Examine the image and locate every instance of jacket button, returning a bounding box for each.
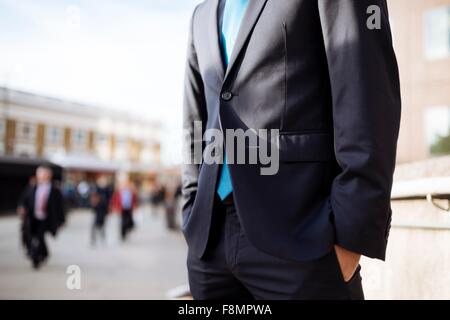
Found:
[221,91,233,101]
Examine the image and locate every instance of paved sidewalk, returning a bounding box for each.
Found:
[0,206,188,299]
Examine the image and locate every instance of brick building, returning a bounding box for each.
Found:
[389,0,450,163]
[0,87,161,212]
[0,87,161,170]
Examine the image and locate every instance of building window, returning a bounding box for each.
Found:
[424,6,450,60]
[46,127,63,145]
[16,122,36,141]
[114,136,128,161]
[72,129,88,148]
[95,133,108,144]
[116,136,127,148]
[424,106,450,156]
[95,133,111,160]
[0,119,5,137]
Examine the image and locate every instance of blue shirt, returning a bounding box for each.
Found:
[216,0,249,200]
[220,0,249,65]
[120,189,133,210]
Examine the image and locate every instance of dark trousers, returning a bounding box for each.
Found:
[121,209,134,240]
[30,219,48,268]
[91,216,106,245]
[91,207,107,245]
[165,204,177,230]
[187,197,364,300]
[21,216,32,256]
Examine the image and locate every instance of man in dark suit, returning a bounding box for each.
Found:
[18,166,65,269]
[182,0,401,299]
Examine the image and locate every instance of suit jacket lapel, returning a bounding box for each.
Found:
[224,0,268,81]
[208,0,225,81]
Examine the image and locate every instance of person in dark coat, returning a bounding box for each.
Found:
[164,182,182,231]
[18,166,65,269]
[17,176,36,257]
[110,180,138,241]
[182,0,400,299]
[89,191,108,246]
[89,176,113,246]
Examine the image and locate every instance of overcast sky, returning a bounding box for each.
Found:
[0,0,202,165]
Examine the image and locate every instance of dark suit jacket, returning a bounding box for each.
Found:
[182,0,401,261]
[20,184,66,236]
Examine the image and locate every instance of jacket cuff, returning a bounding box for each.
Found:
[333,208,392,261]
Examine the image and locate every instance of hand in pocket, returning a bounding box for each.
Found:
[334,245,361,282]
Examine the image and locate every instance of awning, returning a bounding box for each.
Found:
[49,153,121,173]
[0,155,63,179]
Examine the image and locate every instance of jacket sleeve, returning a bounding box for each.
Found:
[17,186,31,213]
[182,5,208,216]
[54,187,66,228]
[318,0,401,260]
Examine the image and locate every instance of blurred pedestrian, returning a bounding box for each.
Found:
[62,177,77,209]
[89,191,108,246]
[149,180,165,216]
[89,176,113,246]
[164,190,177,231]
[77,180,91,208]
[17,166,65,269]
[96,175,113,207]
[17,176,36,257]
[164,182,182,231]
[110,180,138,241]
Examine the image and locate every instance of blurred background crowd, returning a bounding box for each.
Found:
[0,0,449,299]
